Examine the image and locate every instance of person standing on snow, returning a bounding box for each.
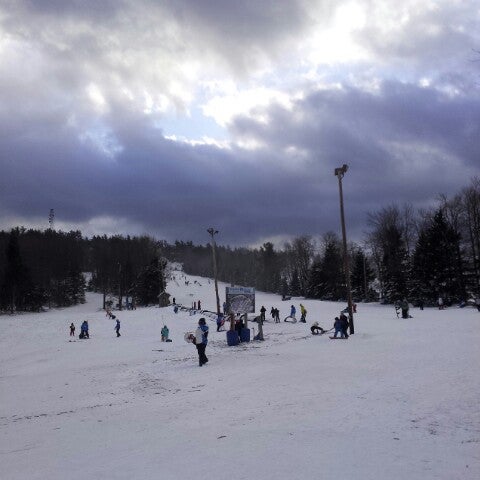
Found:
[300,304,307,323]
[290,305,296,320]
[399,298,410,318]
[115,319,121,337]
[161,325,169,341]
[195,318,209,367]
[260,306,266,324]
[70,323,75,337]
[438,296,444,310]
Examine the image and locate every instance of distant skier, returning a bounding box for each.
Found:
[290,305,296,320]
[172,297,176,305]
[270,306,275,320]
[195,318,209,367]
[69,323,75,337]
[161,325,169,341]
[198,300,201,310]
[115,319,121,337]
[300,304,307,323]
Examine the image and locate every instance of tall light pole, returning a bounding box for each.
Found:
[207,228,221,315]
[334,164,354,334]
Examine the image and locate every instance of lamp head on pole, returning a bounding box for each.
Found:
[334,164,349,177]
[207,228,219,237]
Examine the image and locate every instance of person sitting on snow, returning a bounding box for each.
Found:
[310,321,325,335]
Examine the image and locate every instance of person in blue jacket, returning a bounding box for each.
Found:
[195,318,209,366]
[290,305,296,319]
[80,320,89,339]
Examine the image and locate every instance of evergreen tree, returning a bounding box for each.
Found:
[1,228,32,313]
[134,257,166,306]
[412,210,465,303]
[350,249,376,301]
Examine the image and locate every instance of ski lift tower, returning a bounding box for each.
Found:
[207,228,221,315]
[48,209,55,230]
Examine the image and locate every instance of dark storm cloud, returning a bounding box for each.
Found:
[1,80,479,245]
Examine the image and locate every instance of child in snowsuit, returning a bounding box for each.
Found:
[195,318,209,366]
[70,323,75,337]
[161,325,169,341]
[115,319,121,337]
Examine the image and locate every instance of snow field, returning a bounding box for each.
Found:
[1,270,479,479]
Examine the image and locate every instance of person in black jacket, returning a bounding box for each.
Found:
[195,318,209,366]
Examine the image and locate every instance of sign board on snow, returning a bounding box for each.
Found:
[225,286,255,314]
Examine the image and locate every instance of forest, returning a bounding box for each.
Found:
[1,178,479,313]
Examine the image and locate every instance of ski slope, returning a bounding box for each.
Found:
[1,268,479,480]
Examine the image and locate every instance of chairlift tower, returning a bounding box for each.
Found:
[48,209,55,230]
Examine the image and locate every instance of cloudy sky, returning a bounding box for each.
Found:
[1,0,479,246]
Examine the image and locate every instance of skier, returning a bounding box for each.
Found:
[195,318,209,367]
[115,319,121,337]
[300,304,307,323]
[198,300,201,310]
[69,323,75,337]
[310,321,325,335]
[274,308,280,323]
[290,305,296,320]
[270,306,275,321]
[161,325,169,342]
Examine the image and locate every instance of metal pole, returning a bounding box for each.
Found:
[335,166,354,334]
[208,228,221,315]
[363,253,368,301]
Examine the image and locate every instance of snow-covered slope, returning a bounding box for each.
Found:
[1,269,479,480]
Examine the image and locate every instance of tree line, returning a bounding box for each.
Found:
[1,178,478,313]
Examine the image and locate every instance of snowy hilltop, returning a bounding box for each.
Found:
[1,268,479,480]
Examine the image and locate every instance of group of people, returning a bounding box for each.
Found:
[192,300,202,310]
[70,317,121,339]
[270,307,281,323]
